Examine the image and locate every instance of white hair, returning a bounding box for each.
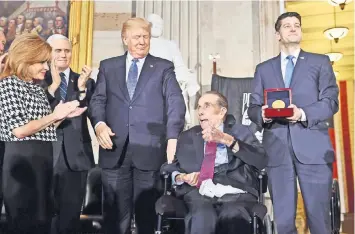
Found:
[46,34,72,47]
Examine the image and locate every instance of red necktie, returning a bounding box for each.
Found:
[197,141,217,188]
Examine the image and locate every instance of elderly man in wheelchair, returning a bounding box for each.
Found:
[156,91,268,234]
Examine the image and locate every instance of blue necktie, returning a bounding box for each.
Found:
[59,72,67,101]
[127,59,139,99]
[284,55,295,88]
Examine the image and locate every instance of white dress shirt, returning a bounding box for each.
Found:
[280,49,300,81]
[279,49,306,121]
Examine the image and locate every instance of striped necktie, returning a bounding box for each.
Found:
[59,72,67,101]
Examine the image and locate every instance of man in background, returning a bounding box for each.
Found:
[44,34,96,234]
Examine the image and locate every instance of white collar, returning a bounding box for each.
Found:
[126,52,147,64]
[281,48,301,61]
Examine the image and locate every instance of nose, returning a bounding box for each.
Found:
[43,62,49,70]
[60,50,66,58]
[138,36,145,45]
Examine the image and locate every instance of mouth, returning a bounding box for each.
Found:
[200,119,208,124]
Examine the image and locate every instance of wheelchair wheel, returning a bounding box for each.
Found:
[263,214,274,234]
[331,179,341,234]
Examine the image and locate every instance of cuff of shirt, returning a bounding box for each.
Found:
[299,108,307,121]
[94,121,105,130]
[172,171,184,186]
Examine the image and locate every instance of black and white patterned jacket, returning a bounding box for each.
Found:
[0,75,57,141]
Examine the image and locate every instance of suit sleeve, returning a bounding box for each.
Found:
[88,62,107,127]
[231,125,267,170]
[77,78,96,107]
[301,56,339,128]
[45,89,59,110]
[163,62,186,140]
[248,65,266,128]
[41,76,59,110]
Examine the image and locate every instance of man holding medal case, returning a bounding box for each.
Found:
[248,12,339,234]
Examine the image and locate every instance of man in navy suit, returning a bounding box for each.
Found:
[44,34,96,234]
[89,17,186,234]
[248,12,339,234]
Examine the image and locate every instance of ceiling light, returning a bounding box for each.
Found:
[328,0,353,10]
[325,52,343,65]
[324,27,349,43]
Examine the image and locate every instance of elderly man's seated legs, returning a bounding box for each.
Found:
[184,190,218,234]
[184,189,257,234]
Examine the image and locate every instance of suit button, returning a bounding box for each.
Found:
[129,106,132,109]
[126,124,129,127]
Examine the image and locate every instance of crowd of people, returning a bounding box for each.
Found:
[0,11,338,234]
[0,13,67,52]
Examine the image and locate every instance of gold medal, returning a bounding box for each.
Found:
[272,100,286,108]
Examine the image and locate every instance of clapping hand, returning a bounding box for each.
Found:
[78,65,92,90]
[50,57,61,86]
[201,123,225,143]
[53,100,86,120]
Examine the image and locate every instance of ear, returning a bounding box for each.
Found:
[275,31,281,41]
[123,37,128,46]
[220,107,227,117]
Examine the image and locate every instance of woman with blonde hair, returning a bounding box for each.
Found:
[0,33,86,233]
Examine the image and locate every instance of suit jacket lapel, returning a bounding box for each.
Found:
[131,54,156,103]
[193,127,204,167]
[116,54,130,102]
[271,54,285,88]
[290,50,308,88]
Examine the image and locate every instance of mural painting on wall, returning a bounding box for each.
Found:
[0,0,69,51]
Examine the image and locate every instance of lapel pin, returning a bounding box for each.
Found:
[150,65,154,68]
[300,57,304,59]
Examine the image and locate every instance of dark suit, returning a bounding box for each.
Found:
[88,53,186,234]
[167,124,267,234]
[43,70,96,234]
[248,50,339,234]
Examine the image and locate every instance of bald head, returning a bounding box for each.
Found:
[0,31,6,55]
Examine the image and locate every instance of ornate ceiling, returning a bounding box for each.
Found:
[286,0,354,81]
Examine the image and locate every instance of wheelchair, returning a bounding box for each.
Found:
[154,166,275,234]
[154,168,343,234]
[79,166,104,233]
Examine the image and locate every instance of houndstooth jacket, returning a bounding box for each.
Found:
[0,75,57,141]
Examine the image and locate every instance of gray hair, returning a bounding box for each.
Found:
[46,34,72,47]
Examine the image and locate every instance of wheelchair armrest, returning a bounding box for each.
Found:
[160,162,178,176]
[155,194,187,218]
